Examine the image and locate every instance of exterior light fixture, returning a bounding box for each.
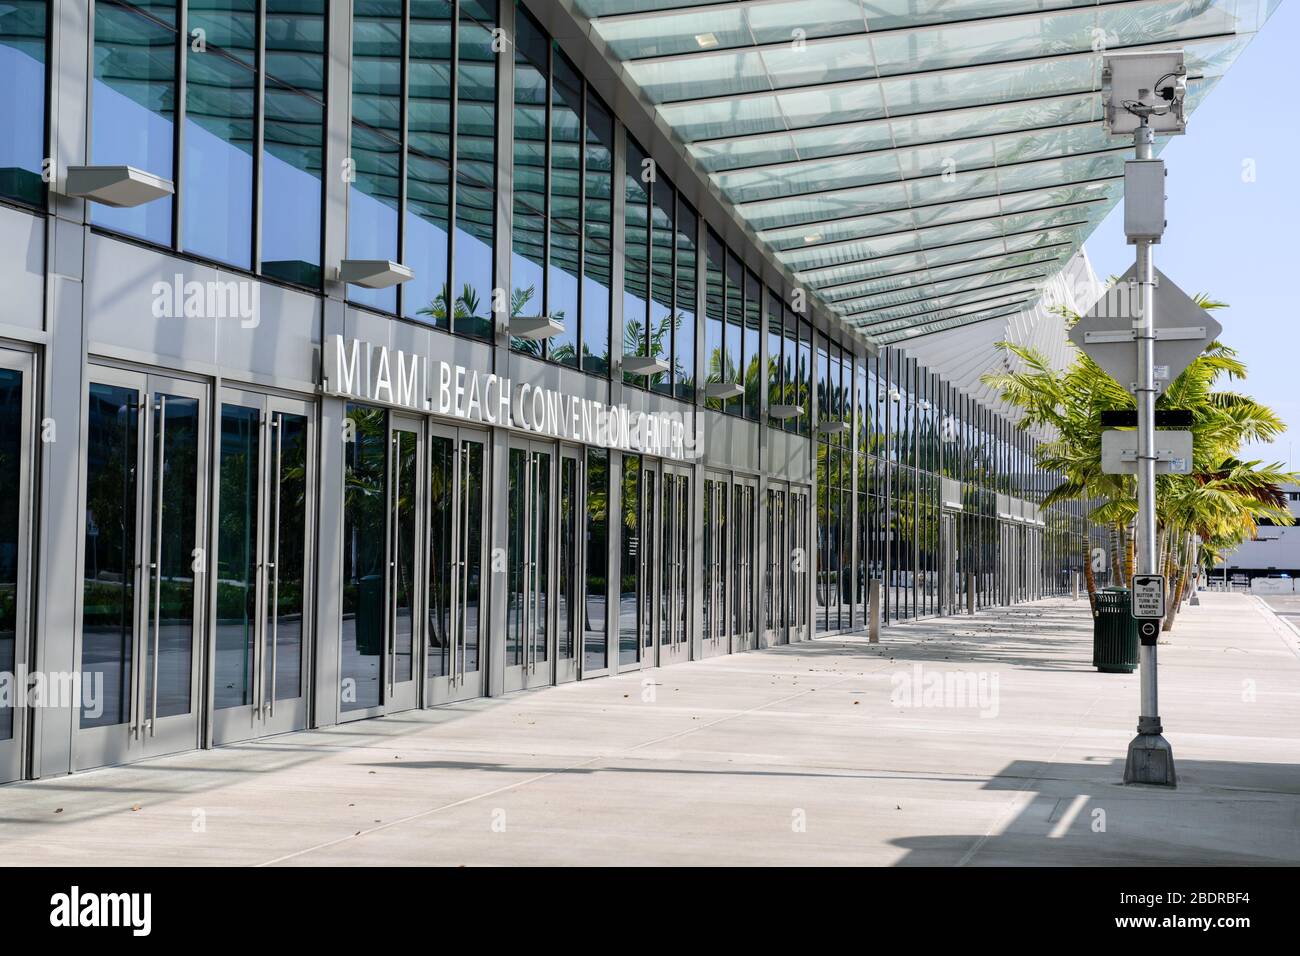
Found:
[889,389,901,402]
[694,32,718,48]
[64,165,173,207]
[510,315,564,340]
[338,259,414,289]
[769,403,801,420]
[818,420,848,435]
[622,354,669,376]
[705,381,744,400]
[803,233,822,244]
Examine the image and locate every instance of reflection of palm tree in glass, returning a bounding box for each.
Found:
[623,310,675,387]
[417,281,494,340]
[704,343,738,410]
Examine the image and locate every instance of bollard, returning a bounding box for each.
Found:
[868,579,881,644]
[1072,571,1080,601]
[966,573,977,615]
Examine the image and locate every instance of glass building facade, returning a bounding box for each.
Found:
[0,0,1264,782]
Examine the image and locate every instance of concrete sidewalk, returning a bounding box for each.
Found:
[2,592,1298,866]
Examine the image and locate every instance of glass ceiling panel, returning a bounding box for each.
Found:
[597,10,751,59]
[713,151,899,203]
[760,209,915,250]
[777,231,921,272]
[870,11,1098,77]
[860,0,1093,32]
[576,0,1280,345]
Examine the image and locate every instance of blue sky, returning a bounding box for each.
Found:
[1085,0,1299,471]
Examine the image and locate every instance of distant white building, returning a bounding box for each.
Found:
[1213,484,1300,588]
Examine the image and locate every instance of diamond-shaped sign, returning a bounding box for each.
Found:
[1068,265,1222,392]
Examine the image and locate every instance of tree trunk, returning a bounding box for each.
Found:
[1109,526,1121,588]
[1124,527,1136,586]
[1082,543,1099,615]
[1163,532,1193,631]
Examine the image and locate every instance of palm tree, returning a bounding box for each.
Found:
[983,294,1296,627]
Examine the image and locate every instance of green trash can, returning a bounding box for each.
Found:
[1093,587,1139,673]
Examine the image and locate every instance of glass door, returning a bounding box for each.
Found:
[427,428,487,705]
[77,368,207,770]
[0,349,34,783]
[787,485,811,642]
[701,475,729,657]
[731,478,757,652]
[505,443,554,692]
[656,467,690,666]
[555,449,582,684]
[387,417,421,712]
[764,485,788,646]
[582,449,610,678]
[213,390,314,745]
[940,511,957,616]
[340,405,420,720]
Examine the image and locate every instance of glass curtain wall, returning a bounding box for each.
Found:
[0,0,47,206]
[346,0,497,328]
[90,0,326,280]
[511,6,610,372]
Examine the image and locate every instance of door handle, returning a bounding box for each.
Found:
[148,394,166,738]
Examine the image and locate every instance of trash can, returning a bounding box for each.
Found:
[1093,587,1139,673]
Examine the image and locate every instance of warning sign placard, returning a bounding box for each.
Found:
[1131,575,1166,619]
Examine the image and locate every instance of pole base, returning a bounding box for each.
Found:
[1189,591,1200,606]
[1123,733,1177,787]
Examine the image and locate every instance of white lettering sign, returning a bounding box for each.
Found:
[323,335,697,459]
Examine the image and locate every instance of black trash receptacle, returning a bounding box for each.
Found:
[1093,587,1139,673]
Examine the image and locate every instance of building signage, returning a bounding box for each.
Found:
[323,334,696,460]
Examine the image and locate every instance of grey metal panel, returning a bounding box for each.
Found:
[313,300,349,729]
[34,237,88,778]
[484,0,516,699]
[217,282,320,391]
[81,236,320,389]
[0,205,46,332]
[765,428,812,483]
[699,410,761,474]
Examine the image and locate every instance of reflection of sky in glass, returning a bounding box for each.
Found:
[91,80,175,245]
[0,0,46,204]
[91,3,176,245]
[182,114,253,268]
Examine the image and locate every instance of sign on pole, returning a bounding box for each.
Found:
[1131,575,1166,620]
[1100,428,1192,475]
[1068,265,1221,391]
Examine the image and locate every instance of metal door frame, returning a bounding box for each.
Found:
[0,345,35,783]
[504,439,556,692]
[555,445,582,684]
[701,473,730,658]
[74,364,208,771]
[763,482,789,647]
[426,423,490,705]
[730,474,759,653]
[787,483,813,643]
[655,463,691,667]
[211,387,315,746]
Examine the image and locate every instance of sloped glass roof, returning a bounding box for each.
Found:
[575,0,1282,345]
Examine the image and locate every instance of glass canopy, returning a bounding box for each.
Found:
[575,0,1281,344]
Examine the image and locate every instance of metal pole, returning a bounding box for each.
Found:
[868,579,880,644]
[1124,120,1176,786]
